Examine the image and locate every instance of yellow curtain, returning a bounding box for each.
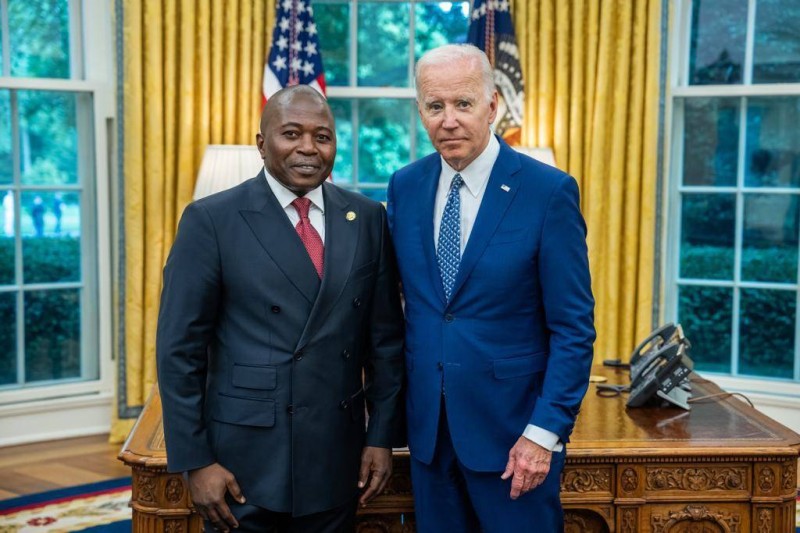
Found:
[112,0,276,442]
[511,0,661,362]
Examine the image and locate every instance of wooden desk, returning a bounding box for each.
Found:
[119,367,799,532]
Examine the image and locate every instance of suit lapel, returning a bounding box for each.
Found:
[296,182,357,349]
[419,157,447,306]
[239,171,321,304]
[449,141,521,303]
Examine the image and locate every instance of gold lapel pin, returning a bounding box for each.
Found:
[346,211,357,221]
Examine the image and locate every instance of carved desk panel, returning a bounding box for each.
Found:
[120,367,799,532]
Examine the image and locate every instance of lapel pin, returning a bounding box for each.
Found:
[500,184,511,192]
[346,211,357,221]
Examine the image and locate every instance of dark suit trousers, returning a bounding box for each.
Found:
[204,497,357,533]
[409,398,566,533]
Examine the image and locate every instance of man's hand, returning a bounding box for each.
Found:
[358,446,392,506]
[187,463,245,532]
[500,436,552,500]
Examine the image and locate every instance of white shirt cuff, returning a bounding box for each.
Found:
[522,424,564,452]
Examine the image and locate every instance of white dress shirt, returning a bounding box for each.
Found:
[433,134,563,453]
[265,169,326,243]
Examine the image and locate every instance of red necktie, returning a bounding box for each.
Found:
[291,197,324,278]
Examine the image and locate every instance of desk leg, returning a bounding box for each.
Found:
[129,466,203,533]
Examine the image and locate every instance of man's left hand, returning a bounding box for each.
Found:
[501,436,552,500]
[358,446,392,506]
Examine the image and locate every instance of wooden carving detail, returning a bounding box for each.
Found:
[164,520,184,533]
[620,508,637,533]
[646,467,746,491]
[137,475,157,503]
[758,466,775,493]
[621,468,638,493]
[564,510,609,533]
[781,461,794,491]
[356,516,415,533]
[165,476,184,503]
[561,468,611,493]
[757,508,773,533]
[651,505,741,533]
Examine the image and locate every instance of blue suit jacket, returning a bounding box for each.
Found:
[387,138,595,471]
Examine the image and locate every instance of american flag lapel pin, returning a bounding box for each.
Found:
[500,184,511,192]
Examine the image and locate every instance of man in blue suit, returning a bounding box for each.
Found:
[387,44,595,532]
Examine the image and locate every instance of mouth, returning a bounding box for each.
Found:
[291,163,321,175]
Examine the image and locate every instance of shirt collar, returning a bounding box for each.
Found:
[264,168,325,213]
[440,134,500,197]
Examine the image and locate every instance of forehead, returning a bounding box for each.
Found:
[270,95,333,128]
[418,60,485,101]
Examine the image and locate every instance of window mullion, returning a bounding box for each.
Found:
[352,99,359,191]
[743,0,756,86]
[731,96,748,376]
[0,0,10,76]
[349,0,358,87]
[10,89,23,386]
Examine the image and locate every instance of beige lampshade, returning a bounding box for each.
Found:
[513,146,557,169]
[193,145,265,200]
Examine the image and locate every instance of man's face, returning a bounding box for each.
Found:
[257,93,336,195]
[417,59,498,171]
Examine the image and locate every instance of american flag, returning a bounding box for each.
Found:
[262,0,327,103]
[467,0,524,146]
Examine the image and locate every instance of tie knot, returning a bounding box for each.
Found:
[291,197,312,218]
[451,173,464,191]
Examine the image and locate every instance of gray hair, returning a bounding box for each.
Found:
[414,44,495,102]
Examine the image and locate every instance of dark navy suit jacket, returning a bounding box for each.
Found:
[156,172,405,516]
[387,138,595,472]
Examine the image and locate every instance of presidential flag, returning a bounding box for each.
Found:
[467,0,524,145]
[262,0,327,103]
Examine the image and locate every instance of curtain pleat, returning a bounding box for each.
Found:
[511,0,662,363]
[113,0,275,442]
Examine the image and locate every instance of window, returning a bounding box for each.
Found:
[0,0,113,427]
[315,0,470,201]
[667,0,800,383]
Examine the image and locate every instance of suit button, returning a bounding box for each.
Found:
[444,314,454,323]
[342,349,350,359]
[271,305,281,313]
[339,400,348,410]
[287,404,294,415]
[294,351,303,361]
[353,297,361,308]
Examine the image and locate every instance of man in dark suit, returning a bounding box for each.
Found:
[387,44,595,532]
[157,85,404,533]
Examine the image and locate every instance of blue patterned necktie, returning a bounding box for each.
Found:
[437,173,464,302]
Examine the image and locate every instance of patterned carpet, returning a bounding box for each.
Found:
[0,478,130,532]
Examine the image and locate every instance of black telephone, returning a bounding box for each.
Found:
[627,342,694,409]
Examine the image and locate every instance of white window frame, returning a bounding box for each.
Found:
[0,0,114,446]
[663,0,800,431]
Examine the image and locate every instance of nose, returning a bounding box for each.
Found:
[442,107,458,129]
[297,133,318,154]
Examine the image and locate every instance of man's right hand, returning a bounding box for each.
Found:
[187,463,245,532]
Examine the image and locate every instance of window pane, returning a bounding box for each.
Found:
[358,99,411,184]
[8,0,71,78]
[752,0,800,83]
[742,194,799,283]
[329,99,353,184]
[21,191,80,283]
[316,2,349,87]
[739,288,795,379]
[414,2,470,61]
[358,188,387,203]
[358,3,410,87]
[19,91,83,185]
[0,292,17,385]
[680,194,736,280]
[688,0,746,85]
[678,285,732,373]
[0,90,11,185]
[682,98,739,187]
[0,191,16,284]
[744,97,800,188]
[24,288,83,382]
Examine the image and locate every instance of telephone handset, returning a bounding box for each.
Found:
[627,342,694,409]
[629,323,680,367]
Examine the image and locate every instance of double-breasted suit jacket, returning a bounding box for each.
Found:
[157,171,405,517]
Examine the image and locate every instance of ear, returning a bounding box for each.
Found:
[488,91,499,125]
[256,133,266,158]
